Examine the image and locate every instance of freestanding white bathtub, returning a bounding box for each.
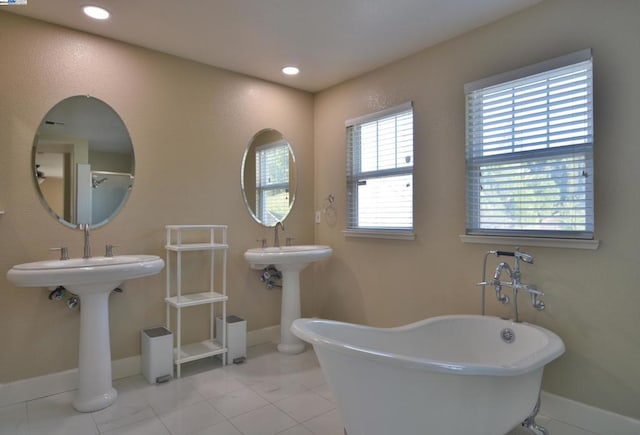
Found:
[291,315,565,435]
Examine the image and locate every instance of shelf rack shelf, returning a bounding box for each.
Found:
[165,225,228,377]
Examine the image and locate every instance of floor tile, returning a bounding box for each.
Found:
[311,384,335,403]
[302,409,344,435]
[189,420,243,435]
[100,416,171,435]
[207,387,269,418]
[187,371,246,399]
[249,375,310,402]
[159,400,227,435]
[274,391,335,423]
[91,389,154,432]
[277,424,315,435]
[140,378,205,415]
[0,402,28,435]
[287,367,327,390]
[25,391,100,435]
[229,404,297,435]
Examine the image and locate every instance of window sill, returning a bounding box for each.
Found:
[459,234,599,250]
[343,229,416,241]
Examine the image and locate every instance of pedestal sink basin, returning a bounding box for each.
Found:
[245,245,331,354]
[7,255,164,412]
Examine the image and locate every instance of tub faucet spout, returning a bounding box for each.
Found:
[494,262,513,280]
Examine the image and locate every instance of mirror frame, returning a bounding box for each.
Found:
[241,128,297,227]
[31,95,135,229]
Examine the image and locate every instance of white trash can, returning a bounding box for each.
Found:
[141,327,173,384]
[216,315,247,364]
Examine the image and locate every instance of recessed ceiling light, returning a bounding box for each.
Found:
[83,6,110,20]
[282,66,300,76]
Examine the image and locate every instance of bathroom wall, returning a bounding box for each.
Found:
[313,0,640,420]
[0,12,315,383]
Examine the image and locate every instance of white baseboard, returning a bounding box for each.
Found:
[0,325,280,408]
[540,391,640,435]
[247,325,280,347]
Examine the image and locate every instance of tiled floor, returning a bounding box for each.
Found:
[1,343,598,435]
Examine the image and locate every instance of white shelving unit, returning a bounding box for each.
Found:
[165,225,228,377]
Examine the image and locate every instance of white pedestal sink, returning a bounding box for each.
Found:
[244,245,332,354]
[7,255,164,412]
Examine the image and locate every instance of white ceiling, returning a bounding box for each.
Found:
[7,0,541,92]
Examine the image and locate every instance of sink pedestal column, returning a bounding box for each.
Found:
[277,269,305,354]
[72,287,117,412]
[243,245,332,355]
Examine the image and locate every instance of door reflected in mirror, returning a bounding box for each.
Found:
[33,96,134,228]
[241,129,296,227]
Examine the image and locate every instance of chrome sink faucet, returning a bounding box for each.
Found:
[274,221,285,247]
[79,224,91,258]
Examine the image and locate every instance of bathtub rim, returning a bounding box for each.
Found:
[291,314,565,377]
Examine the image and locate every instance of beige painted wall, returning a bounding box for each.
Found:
[0,12,316,383]
[313,0,640,420]
[1,0,639,422]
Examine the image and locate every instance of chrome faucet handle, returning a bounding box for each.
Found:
[516,284,545,311]
[49,247,69,261]
[256,238,267,248]
[105,244,119,257]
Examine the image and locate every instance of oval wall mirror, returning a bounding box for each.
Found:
[241,128,297,227]
[32,96,134,228]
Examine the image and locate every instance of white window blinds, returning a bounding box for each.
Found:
[346,102,414,234]
[465,49,594,239]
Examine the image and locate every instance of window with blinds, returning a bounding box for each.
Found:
[465,49,594,239]
[346,102,414,236]
[256,141,290,226]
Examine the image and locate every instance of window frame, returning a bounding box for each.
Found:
[344,102,416,240]
[464,49,595,242]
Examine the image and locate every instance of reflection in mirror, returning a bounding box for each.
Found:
[241,129,296,227]
[32,96,134,228]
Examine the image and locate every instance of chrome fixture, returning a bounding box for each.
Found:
[67,295,79,309]
[477,248,546,322]
[500,327,516,343]
[50,246,69,261]
[256,238,267,248]
[48,286,79,309]
[521,395,549,435]
[259,265,282,289]
[48,286,66,300]
[274,221,285,247]
[105,244,118,257]
[79,224,91,258]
